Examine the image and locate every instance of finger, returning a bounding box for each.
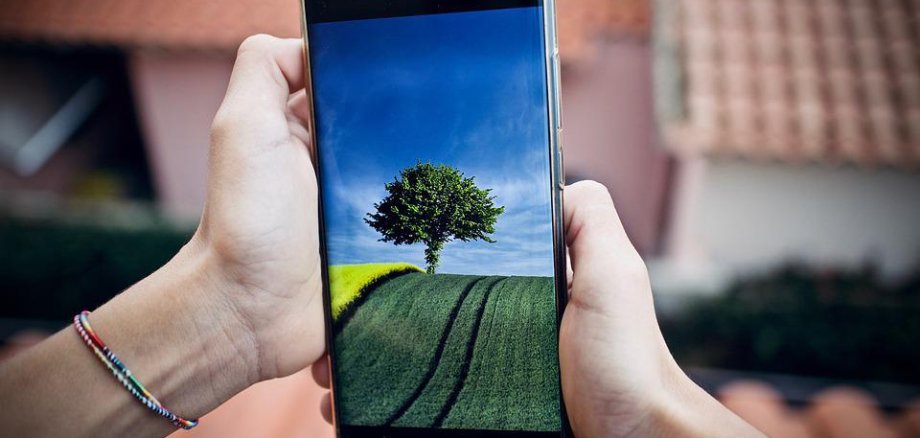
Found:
[287,89,314,154]
[210,35,306,159]
[287,89,311,127]
[565,247,574,294]
[320,392,333,424]
[215,35,304,131]
[225,35,305,108]
[563,181,647,306]
[311,354,330,389]
[564,180,635,268]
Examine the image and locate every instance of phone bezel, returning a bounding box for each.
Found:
[299,2,569,436]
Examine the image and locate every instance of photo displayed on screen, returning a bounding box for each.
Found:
[309,4,560,433]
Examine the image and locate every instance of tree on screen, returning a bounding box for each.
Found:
[365,162,504,274]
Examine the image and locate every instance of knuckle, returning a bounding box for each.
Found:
[575,187,617,225]
[622,254,650,284]
[570,180,616,213]
[237,34,277,57]
[572,180,611,199]
[579,203,611,229]
[209,111,233,142]
[602,250,650,290]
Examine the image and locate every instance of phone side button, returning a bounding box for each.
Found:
[559,144,566,189]
[552,52,563,131]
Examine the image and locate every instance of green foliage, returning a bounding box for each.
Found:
[365,163,504,274]
[660,265,920,384]
[0,216,190,323]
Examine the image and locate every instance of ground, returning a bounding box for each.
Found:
[329,266,561,431]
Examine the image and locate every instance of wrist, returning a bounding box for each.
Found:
[169,235,264,397]
[89,236,261,420]
[633,362,764,438]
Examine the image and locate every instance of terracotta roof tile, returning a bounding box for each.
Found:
[718,380,811,438]
[806,387,900,438]
[658,0,920,168]
[0,0,301,52]
[0,0,650,63]
[557,0,650,62]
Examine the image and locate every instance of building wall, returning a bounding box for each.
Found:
[561,39,672,255]
[131,40,674,252]
[675,159,920,283]
[129,52,234,219]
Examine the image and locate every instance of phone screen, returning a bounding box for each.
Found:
[304,1,564,436]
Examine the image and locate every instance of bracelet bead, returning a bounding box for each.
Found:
[73,311,199,430]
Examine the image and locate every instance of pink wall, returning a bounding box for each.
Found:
[561,40,672,254]
[129,52,233,219]
[130,41,672,252]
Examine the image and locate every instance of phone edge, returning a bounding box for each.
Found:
[540,0,572,436]
[298,2,343,436]
[298,1,569,436]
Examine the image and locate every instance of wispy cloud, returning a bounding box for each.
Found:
[325,172,554,276]
[311,8,555,277]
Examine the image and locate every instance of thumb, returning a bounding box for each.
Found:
[210,35,306,154]
[222,35,305,112]
[563,181,649,312]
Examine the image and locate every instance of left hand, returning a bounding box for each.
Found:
[191,34,326,381]
[0,35,328,438]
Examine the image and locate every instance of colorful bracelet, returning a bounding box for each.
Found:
[73,310,199,430]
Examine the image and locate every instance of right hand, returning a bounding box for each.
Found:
[559,181,762,437]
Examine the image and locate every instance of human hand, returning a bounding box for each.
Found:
[0,35,327,438]
[559,181,762,437]
[190,34,325,382]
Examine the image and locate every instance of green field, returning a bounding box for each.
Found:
[333,271,560,431]
[329,263,422,320]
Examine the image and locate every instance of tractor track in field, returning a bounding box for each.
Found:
[381,276,490,426]
[432,276,505,427]
[334,273,559,430]
[383,275,506,427]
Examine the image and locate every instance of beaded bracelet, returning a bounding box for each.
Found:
[73,311,199,430]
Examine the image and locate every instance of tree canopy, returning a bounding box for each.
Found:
[365,163,504,274]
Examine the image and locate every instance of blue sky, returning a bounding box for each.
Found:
[310,7,554,276]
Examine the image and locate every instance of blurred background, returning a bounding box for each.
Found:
[0,0,918,436]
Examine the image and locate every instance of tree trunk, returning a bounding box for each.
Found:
[424,241,443,274]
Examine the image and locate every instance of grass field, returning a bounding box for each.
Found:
[441,276,561,430]
[333,273,560,432]
[328,263,422,319]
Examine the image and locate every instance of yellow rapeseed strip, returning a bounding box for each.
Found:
[329,263,423,319]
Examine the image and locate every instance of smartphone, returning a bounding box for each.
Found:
[300,0,566,436]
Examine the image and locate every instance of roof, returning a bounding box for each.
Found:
[557,0,649,62]
[0,0,649,63]
[0,0,301,52]
[690,368,920,437]
[719,381,919,437]
[657,0,920,168]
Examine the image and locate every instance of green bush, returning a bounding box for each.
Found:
[0,216,190,323]
[661,265,920,384]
